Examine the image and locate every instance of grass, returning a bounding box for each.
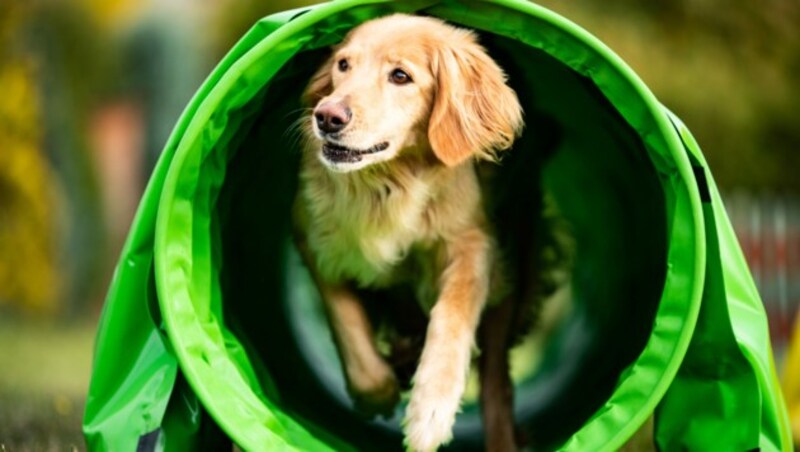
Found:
[0,316,97,451]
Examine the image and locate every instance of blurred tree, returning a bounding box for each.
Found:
[21,0,118,314]
[79,0,142,29]
[535,0,800,191]
[0,3,59,313]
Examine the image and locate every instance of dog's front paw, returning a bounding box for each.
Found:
[347,361,400,419]
[402,380,461,452]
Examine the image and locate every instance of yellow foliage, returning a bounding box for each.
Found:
[78,0,144,29]
[0,16,60,313]
[783,313,800,447]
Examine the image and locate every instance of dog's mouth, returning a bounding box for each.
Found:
[321,141,390,163]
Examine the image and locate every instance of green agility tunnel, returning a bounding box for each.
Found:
[83,0,792,450]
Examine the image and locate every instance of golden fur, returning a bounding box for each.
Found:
[293,14,523,451]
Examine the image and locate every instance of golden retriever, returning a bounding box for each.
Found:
[293,14,524,451]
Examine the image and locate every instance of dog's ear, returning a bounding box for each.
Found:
[428,36,524,167]
[302,55,335,107]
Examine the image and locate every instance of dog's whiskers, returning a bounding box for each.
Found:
[283,114,314,152]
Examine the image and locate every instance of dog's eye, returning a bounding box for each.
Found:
[389,68,412,85]
[338,58,349,72]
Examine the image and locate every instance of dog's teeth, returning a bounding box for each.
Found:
[322,141,388,162]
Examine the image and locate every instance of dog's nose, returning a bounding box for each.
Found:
[314,101,352,134]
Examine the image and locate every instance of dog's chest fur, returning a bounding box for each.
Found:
[298,154,480,301]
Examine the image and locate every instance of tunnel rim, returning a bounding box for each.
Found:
[153,1,707,450]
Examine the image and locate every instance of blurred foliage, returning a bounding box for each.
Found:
[0,0,121,315]
[30,0,113,315]
[78,0,143,30]
[0,3,59,313]
[27,0,121,111]
[535,0,800,191]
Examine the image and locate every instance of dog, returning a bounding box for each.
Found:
[292,14,527,451]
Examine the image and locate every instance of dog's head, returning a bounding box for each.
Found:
[303,14,523,173]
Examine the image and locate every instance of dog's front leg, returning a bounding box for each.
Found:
[319,283,401,417]
[294,232,400,417]
[404,228,491,452]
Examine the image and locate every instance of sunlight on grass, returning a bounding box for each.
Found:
[0,317,97,450]
[0,318,96,397]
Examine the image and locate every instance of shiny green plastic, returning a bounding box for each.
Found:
[83,1,791,450]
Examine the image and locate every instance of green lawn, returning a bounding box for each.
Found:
[0,316,97,451]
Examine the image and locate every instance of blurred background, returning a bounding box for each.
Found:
[0,0,797,449]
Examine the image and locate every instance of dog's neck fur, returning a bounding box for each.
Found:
[297,147,483,291]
